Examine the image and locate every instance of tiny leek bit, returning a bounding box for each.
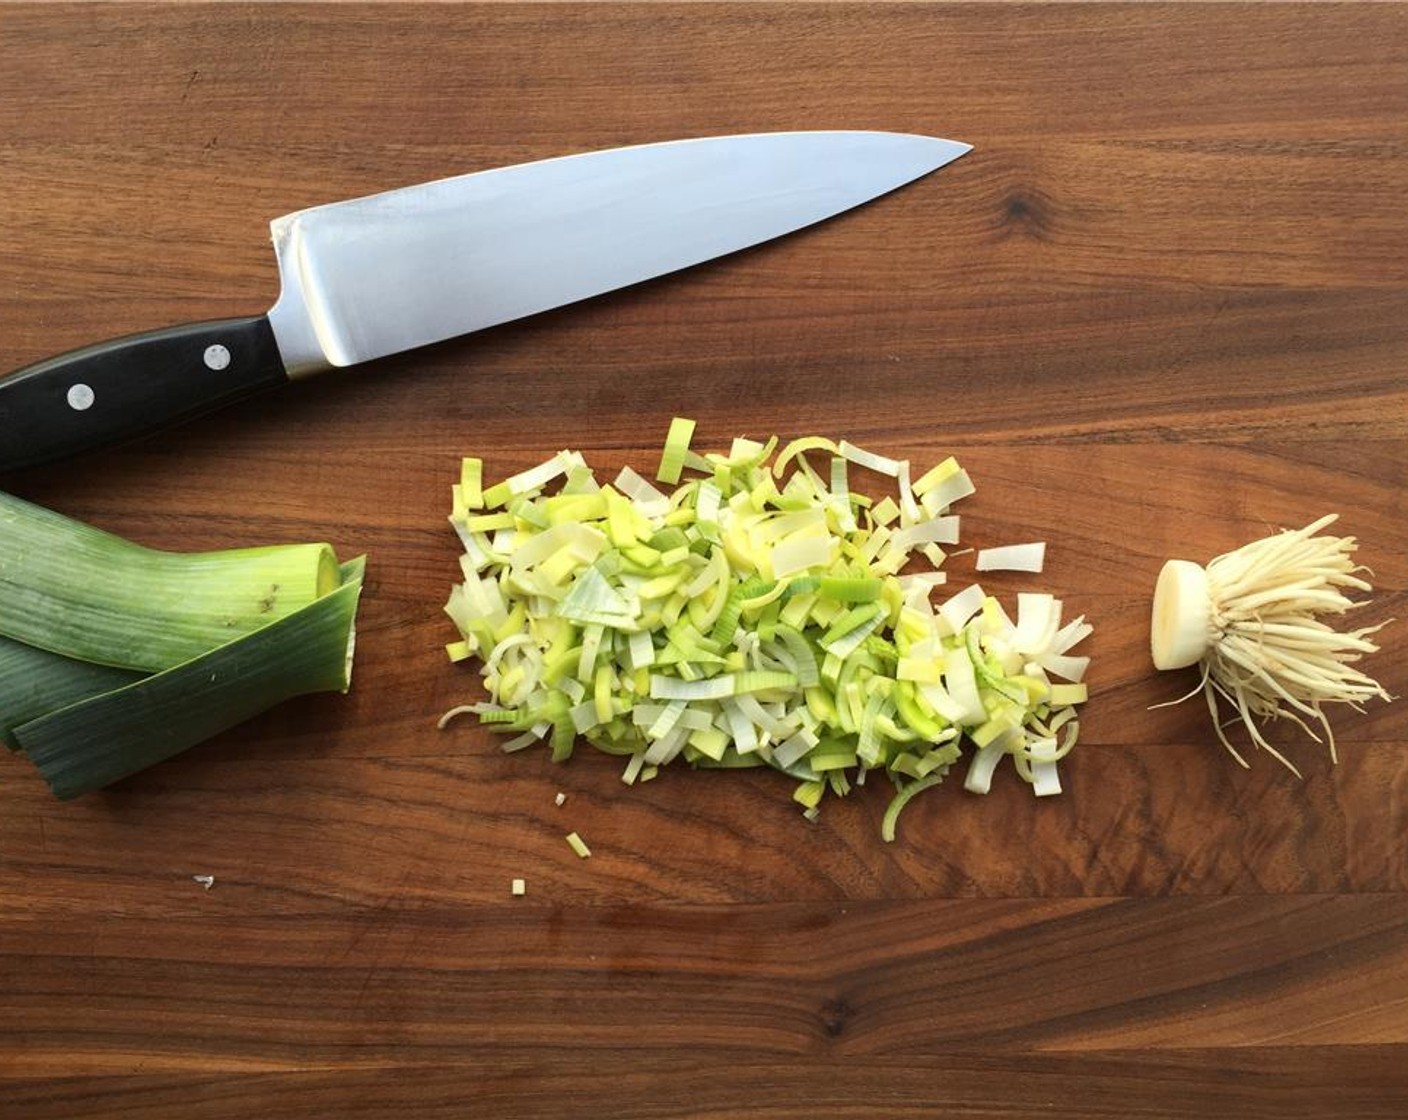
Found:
[444,424,1094,842]
[0,490,365,798]
[1150,514,1392,775]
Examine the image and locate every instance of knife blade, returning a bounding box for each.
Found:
[0,130,970,472]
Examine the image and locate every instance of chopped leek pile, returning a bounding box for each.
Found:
[442,421,1091,840]
[0,490,365,799]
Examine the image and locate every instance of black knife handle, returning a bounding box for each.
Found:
[0,316,289,473]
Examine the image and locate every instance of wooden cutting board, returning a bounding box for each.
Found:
[1,4,1405,1116]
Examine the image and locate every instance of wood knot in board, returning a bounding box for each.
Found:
[998,186,1056,242]
[819,995,857,1039]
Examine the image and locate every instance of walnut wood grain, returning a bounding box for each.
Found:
[2,3,1407,1116]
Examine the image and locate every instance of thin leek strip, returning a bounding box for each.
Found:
[976,542,1047,573]
[1013,593,1061,655]
[942,646,987,726]
[808,741,859,772]
[890,516,961,553]
[19,559,365,800]
[649,670,796,702]
[710,578,773,644]
[656,417,696,485]
[1025,738,1063,796]
[911,456,961,498]
[837,440,903,478]
[828,456,856,533]
[711,435,778,473]
[500,731,543,754]
[869,496,900,527]
[772,436,839,479]
[1045,684,1087,710]
[820,613,884,661]
[569,700,602,734]
[880,771,945,842]
[771,728,819,769]
[963,740,1007,795]
[730,692,797,740]
[481,450,580,508]
[621,752,648,784]
[627,628,657,670]
[695,479,724,527]
[821,603,885,648]
[615,465,671,509]
[792,779,825,809]
[558,567,639,629]
[688,726,731,761]
[740,580,790,612]
[892,681,945,741]
[817,576,885,604]
[938,584,986,636]
[922,469,975,514]
[770,530,834,580]
[646,699,688,739]
[721,698,761,753]
[896,460,920,526]
[770,626,820,688]
[460,457,485,510]
[643,724,689,765]
[633,704,716,733]
[1038,653,1090,682]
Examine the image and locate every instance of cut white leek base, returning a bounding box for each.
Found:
[1150,514,1393,776]
[0,489,366,798]
[443,422,1093,842]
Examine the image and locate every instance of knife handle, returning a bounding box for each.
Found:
[0,316,289,473]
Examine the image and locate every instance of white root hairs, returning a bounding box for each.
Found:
[1192,514,1392,775]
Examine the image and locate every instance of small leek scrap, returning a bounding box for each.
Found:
[442,423,1092,841]
[0,490,366,798]
[1150,514,1392,775]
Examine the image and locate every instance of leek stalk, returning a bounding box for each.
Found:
[0,490,364,798]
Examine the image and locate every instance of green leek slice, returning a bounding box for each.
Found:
[656,417,696,485]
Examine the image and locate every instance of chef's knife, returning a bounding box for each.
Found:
[0,130,970,471]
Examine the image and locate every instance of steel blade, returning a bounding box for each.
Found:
[266,131,971,375]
